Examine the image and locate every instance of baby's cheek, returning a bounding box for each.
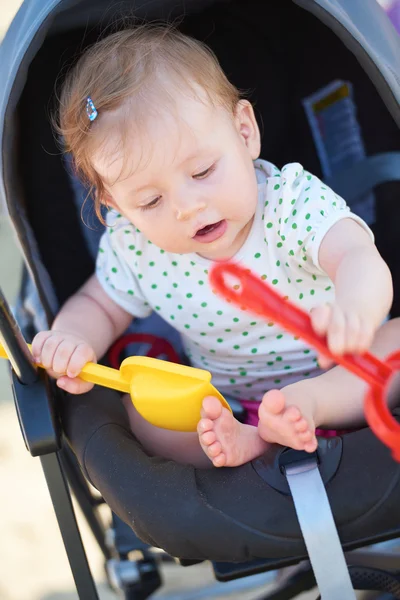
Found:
[228,179,257,220]
[129,216,158,242]
[149,225,188,254]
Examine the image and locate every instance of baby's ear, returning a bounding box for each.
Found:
[99,190,117,210]
[234,99,261,160]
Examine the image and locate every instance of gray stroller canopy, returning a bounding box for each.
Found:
[0,0,400,213]
[1,1,400,185]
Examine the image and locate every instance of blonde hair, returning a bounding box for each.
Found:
[56,25,241,221]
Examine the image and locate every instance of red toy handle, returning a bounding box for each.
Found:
[210,261,400,460]
[108,333,181,369]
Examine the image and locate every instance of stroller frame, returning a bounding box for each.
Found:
[4,284,400,599]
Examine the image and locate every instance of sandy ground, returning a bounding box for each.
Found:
[0,1,390,599]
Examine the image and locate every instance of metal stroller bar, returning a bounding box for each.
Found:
[0,285,100,599]
[41,452,100,600]
[0,287,38,384]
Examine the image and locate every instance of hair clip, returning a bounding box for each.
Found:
[86,96,98,122]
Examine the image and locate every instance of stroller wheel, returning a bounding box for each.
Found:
[105,554,162,600]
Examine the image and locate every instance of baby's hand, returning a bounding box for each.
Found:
[310,303,376,367]
[31,330,97,394]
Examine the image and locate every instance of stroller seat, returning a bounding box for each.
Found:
[1,0,400,598]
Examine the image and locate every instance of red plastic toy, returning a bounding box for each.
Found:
[210,261,400,461]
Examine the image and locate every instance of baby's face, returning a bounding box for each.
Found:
[93,93,260,260]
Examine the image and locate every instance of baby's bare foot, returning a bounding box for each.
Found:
[197,396,268,467]
[258,390,317,453]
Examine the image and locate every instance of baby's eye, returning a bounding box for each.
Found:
[193,163,216,180]
[142,196,161,210]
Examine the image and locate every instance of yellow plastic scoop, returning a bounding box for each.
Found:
[0,342,231,432]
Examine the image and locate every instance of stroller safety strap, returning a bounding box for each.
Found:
[326,151,400,203]
[284,458,356,599]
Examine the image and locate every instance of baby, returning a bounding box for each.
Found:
[32,25,400,468]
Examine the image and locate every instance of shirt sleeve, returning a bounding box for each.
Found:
[95,211,153,318]
[266,163,374,275]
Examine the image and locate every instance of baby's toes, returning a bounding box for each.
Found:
[197,418,213,435]
[213,453,226,467]
[206,441,222,459]
[260,389,286,416]
[199,430,216,447]
[298,429,313,443]
[285,406,302,423]
[304,438,318,453]
[294,417,310,433]
[201,396,223,420]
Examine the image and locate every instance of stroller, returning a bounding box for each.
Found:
[1,0,400,597]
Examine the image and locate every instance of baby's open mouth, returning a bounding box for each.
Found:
[193,220,227,243]
[196,222,222,236]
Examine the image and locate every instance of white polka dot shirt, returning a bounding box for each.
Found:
[96,160,373,401]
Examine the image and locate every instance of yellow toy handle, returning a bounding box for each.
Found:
[0,342,131,392]
[0,342,231,432]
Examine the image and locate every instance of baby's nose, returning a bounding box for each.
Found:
[175,198,206,221]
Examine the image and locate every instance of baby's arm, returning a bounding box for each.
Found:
[312,218,393,358]
[258,224,396,446]
[31,275,133,394]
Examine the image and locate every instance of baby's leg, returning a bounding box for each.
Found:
[122,395,267,468]
[258,318,400,449]
[122,396,212,468]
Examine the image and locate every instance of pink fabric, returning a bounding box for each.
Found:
[240,399,262,427]
[240,399,348,438]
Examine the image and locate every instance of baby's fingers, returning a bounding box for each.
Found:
[326,305,346,355]
[317,354,334,369]
[310,304,332,336]
[51,339,81,375]
[66,343,96,378]
[56,376,94,395]
[40,334,66,371]
[31,330,54,362]
[343,312,361,354]
[353,318,375,354]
